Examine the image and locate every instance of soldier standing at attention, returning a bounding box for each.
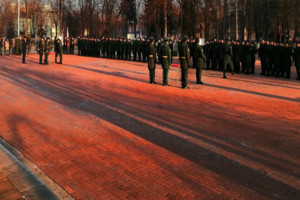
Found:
[21,36,27,64]
[160,38,172,86]
[44,38,51,65]
[203,40,211,70]
[148,38,156,84]
[233,40,241,73]
[282,43,292,79]
[179,36,191,89]
[293,42,300,80]
[194,38,206,84]
[223,40,234,78]
[250,42,257,74]
[55,38,63,64]
[39,38,45,64]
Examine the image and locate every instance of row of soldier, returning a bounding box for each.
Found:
[76,36,299,80]
[77,37,175,62]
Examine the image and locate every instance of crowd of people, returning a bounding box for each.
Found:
[1,35,300,88]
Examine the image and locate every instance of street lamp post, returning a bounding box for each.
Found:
[18,0,20,36]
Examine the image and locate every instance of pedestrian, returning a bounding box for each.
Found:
[44,37,51,65]
[55,38,63,64]
[148,38,156,84]
[22,36,27,64]
[194,38,206,84]
[179,36,191,89]
[160,38,172,86]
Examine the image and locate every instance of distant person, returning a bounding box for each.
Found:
[44,38,51,65]
[194,38,206,84]
[223,40,234,78]
[147,38,156,84]
[293,42,300,80]
[179,36,191,89]
[39,38,45,64]
[160,38,172,86]
[22,36,27,63]
[55,38,63,64]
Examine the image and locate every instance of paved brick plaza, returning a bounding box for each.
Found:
[0,54,299,199]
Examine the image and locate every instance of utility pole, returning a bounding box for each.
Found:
[163,0,167,38]
[18,0,20,36]
[236,0,238,40]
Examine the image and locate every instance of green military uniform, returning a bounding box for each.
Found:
[194,40,206,84]
[44,39,51,65]
[293,45,300,80]
[148,39,156,84]
[179,38,191,89]
[55,39,63,64]
[160,40,171,86]
[223,42,234,78]
[39,39,45,64]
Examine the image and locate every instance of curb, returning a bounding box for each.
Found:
[0,138,74,200]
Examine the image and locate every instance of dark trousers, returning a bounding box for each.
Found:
[22,52,26,63]
[163,68,169,85]
[149,68,155,83]
[212,58,218,70]
[206,58,211,69]
[39,53,43,64]
[44,53,49,64]
[296,65,300,79]
[196,67,203,83]
[234,61,240,73]
[260,58,266,75]
[181,68,188,88]
[55,52,62,63]
[251,58,256,74]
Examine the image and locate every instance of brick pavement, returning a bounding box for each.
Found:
[0,54,299,199]
[0,171,24,200]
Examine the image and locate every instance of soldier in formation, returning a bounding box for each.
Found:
[147,38,156,84]
[160,38,172,86]
[179,36,191,89]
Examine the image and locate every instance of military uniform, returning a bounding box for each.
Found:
[250,42,257,74]
[21,38,27,63]
[223,42,234,78]
[203,41,211,69]
[39,38,45,64]
[160,40,172,86]
[148,40,156,84]
[179,38,191,89]
[282,44,292,79]
[194,40,206,84]
[233,41,241,73]
[44,38,51,65]
[294,45,300,80]
[55,39,63,64]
